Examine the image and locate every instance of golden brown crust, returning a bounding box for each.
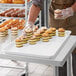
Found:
[45,30,53,34]
[34,32,40,36]
[25,28,32,33]
[30,36,36,40]
[11,27,18,31]
[58,28,65,32]
[42,33,49,37]
[15,38,22,42]
[0,28,5,32]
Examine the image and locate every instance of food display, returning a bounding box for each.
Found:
[0,27,8,37]
[25,28,33,39]
[0,0,30,4]
[49,27,56,36]
[0,8,25,17]
[42,33,49,42]
[29,36,37,45]
[58,28,65,37]
[45,29,52,39]
[0,19,25,29]
[15,38,23,47]
[11,27,18,36]
[0,19,25,37]
[14,27,66,48]
[20,36,28,44]
[34,32,41,41]
[12,0,25,4]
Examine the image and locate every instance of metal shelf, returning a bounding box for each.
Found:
[0,17,25,19]
[0,1,32,8]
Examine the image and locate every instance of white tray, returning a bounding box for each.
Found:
[3,30,71,59]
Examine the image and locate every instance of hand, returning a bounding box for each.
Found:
[54,7,74,19]
[21,21,34,36]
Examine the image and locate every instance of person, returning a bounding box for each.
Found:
[21,0,76,76]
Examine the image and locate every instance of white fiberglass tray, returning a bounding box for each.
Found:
[4,30,71,59]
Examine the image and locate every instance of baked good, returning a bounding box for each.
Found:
[42,33,49,42]
[49,27,56,36]
[3,27,8,35]
[0,0,8,3]
[37,29,45,38]
[20,35,28,44]
[58,28,65,37]
[13,0,25,4]
[54,9,62,19]
[29,36,37,45]
[54,9,62,14]
[41,27,47,31]
[34,32,41,41]
[11,27,18,36]
[45,29,52,39]
[15,38,23,47]
[25,28,33,39]
[0,28,6,37]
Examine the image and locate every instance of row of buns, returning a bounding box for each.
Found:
[0,8,25,17]
[15,27,65,47]
[0,19,25,30]
[0,0,30,4]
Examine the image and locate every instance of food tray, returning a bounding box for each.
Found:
[3,30,71,59]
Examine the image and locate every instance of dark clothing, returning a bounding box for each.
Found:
[32,0,43,9]
[32,0,76,76]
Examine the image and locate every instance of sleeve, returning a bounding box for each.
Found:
[32,0,43,9]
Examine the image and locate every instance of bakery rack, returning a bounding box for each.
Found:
[0,0,32,20]
[0,0,32,71]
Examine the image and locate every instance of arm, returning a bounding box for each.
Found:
[22,0,43,35]
[72,2,76,12]
[27,0,43,24]
[28,4,40,24]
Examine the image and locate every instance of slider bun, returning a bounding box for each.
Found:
[0,28,5,32]
[55,9,62,14]
[30,36,36,40]
[25,28,32,33]
[34,32,40,36]
[15,38,21,42]
[58,28,65,32]
[42,33,49,37]
[50,27,56,31]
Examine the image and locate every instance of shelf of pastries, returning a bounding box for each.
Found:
[0,0,31,4]
[0,8,25,18]
[0,0,31,7]
[0,19,25,37]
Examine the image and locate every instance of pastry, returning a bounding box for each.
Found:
[0,28,6,37]
[37,29,45,38]
[34,32,41,41]
[49,27,56,36]
[45,29,52,39]
[11,27,18,36]
[42,33,49,42]
[20,35,28,44]
[3,27,8,35]
[15,38,23,47]
[29,36,37,45]
[58,28,65,37]
[13,0,25,4]
[54,9,62,19]
[41,27,47,31]
[25,28,33,39]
